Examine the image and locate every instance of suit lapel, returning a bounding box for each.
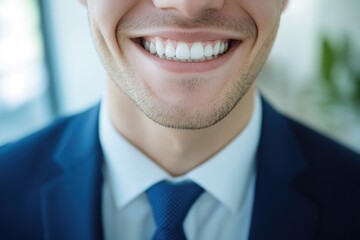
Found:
[39,99,320,239]
[41,105,104,240]
[248,99,319,240]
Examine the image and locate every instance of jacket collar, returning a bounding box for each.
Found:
[41,104,104,240]
[40,98,319,240]
[248,98,319,240]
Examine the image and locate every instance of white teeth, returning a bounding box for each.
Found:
[165,42,175,58]
[190,42,204,60]
[224,42,229,52]
[143,38,230,62]
[156,40,165,56]
[220,42,225,54]
[144,41,150,51]
[213,42,220,55]
[204,44,213,57]
[176,43,190,60]
[149,42,156,54]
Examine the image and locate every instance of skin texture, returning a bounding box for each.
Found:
[80,0,287,176]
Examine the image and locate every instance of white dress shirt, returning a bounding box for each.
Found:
[99,93,262,240]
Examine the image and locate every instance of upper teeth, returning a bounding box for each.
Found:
[143,37,230,62]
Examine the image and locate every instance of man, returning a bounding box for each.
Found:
[0,0,359,239]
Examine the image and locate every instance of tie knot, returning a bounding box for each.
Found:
[146,181,204,239]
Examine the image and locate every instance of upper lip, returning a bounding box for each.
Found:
[129,29,244,42]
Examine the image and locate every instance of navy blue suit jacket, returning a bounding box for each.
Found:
[1,100,359,240]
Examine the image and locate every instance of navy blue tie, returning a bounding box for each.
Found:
[146,181,204,240]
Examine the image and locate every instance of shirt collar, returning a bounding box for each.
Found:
[187,93,261,212]
[99,92,262,213]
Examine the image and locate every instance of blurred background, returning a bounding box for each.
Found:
[0,0,359,153]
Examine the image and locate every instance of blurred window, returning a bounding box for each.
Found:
[0,0,52,144]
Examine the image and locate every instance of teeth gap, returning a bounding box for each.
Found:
[140,38,233,62]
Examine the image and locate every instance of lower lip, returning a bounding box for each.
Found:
[133,40,241,73]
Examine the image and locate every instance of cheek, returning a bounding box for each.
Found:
[240,0,283,36]
[87,0,134,46]
[236,0,283,66]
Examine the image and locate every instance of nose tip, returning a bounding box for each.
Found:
[153,0,224,19]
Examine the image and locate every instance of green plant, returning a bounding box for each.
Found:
[319,35,360,113]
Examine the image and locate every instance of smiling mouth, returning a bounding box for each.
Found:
[135,37,239,63]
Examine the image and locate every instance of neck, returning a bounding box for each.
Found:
[106,78,256,177]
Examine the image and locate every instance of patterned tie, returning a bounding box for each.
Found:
[146,181,204,240]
